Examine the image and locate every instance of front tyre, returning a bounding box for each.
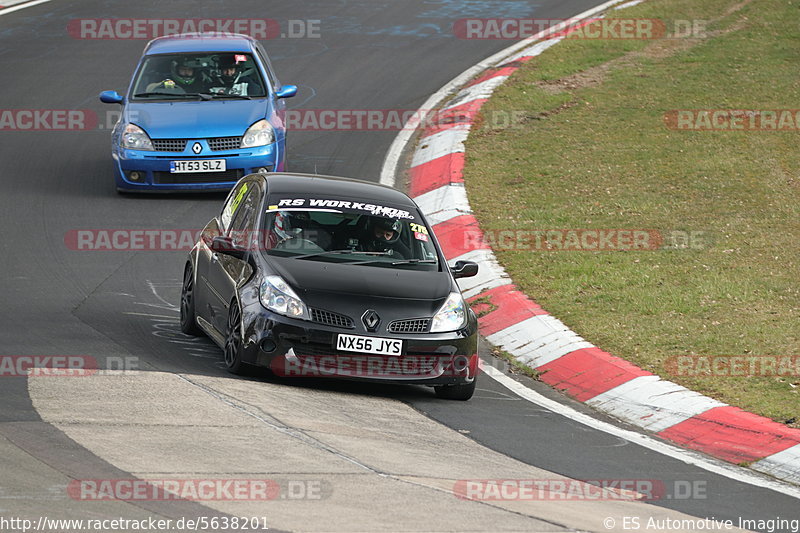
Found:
[434,379,476,401]
[180,263,203,336]
[224,301,246,374]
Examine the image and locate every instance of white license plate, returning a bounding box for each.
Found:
[170,159,226,173]
[336,334,403,356]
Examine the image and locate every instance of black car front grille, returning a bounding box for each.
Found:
[152,139,187,152]
[208,136,242,151]
[388,318,430,334]
[310,308,354,329]
[153,169,243,184]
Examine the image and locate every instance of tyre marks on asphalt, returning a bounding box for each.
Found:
[128,279,223,363]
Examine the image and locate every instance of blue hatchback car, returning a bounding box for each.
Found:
[100,33,297,192]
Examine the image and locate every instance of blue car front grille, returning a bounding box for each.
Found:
[208,137,242,151]
[151,139,187,152]
[150,137,242,152]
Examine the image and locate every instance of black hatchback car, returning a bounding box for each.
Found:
[181,173,480,399]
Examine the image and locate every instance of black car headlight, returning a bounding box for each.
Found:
[259,275,309,320]
[430,292,467,333]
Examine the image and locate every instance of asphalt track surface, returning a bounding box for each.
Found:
[0,0,798,531]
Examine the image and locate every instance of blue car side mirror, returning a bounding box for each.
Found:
[99,90,124,104]
[275,85,297,99]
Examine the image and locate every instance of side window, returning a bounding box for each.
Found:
[228,186,261,248]
[220,181,251,231]
[255,44,279,90]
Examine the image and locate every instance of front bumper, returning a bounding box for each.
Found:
[239,301,479,386]
[111,141,283,191]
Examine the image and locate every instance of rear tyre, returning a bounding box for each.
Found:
[434,379,476,401]
[179,264,203,336]
[224,301,246,375]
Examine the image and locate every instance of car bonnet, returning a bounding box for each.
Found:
[267,255,454,304]
[124,99,271,139]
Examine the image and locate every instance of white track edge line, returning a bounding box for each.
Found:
[482,366,800,500]
[0,0,51,16]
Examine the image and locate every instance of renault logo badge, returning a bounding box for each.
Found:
[192,142,202,154]
[362,310,380,332]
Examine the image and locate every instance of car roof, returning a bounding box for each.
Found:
[144,33,257,55]
[258,173,417,207]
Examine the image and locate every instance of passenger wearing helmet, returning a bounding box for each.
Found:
[357,216,409,259]
[209,55,263,96]
[147,56,208,94]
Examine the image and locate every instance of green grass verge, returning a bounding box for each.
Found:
[463,0,799,425]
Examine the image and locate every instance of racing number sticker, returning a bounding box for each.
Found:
[410,223,429,241]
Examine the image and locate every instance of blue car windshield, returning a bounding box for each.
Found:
[260,200,439,269]
[131,52,267,99]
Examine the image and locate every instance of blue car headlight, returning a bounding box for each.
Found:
[259,275,309,320]
[121,123,154,151]
[430,292,467,333]
[241,119,275,148]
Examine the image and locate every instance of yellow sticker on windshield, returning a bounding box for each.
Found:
[230,183,249,213]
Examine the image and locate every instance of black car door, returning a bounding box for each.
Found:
[206,180,262,334]
[198,180,252,333]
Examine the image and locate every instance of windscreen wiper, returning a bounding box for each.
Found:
[390,259,438,265]
[202,92,252,100]
[292,249,391,260]
[133,92,206,99]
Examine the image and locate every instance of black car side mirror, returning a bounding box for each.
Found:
[451,260,479,279]
[211,236,247,260]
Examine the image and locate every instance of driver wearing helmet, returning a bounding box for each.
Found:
[209,55,263,96]
[148,56,208,93]
[358,217,409,259]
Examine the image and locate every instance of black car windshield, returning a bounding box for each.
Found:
[261,198,439,270]
[130,52,266,99]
